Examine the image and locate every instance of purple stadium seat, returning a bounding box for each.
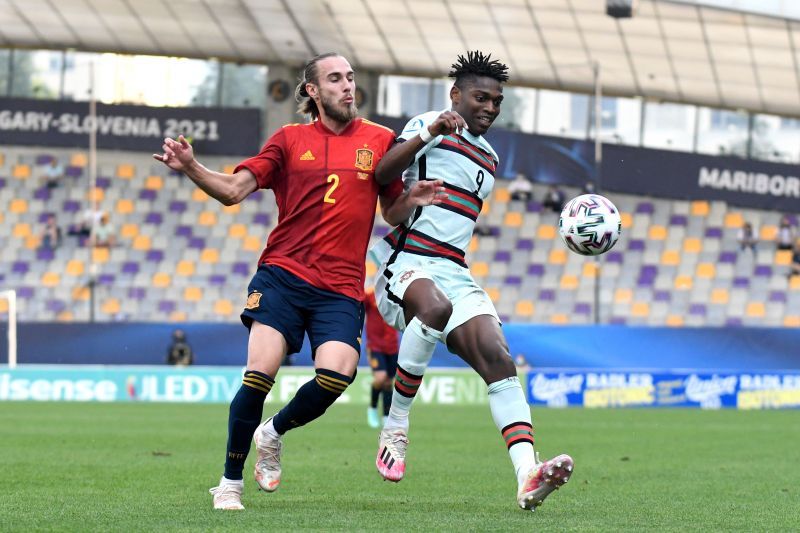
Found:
[609,316,627,325]
[489,226,502,237]
[704,227,723,238]
[209,274,227,286]
[718,251,737,263]
[139,189,157,201]
[505,275,522,286]
[98,274,115,286]
[605,251,623,263]
[63,200,81,213]
[0,178,6,188]
[669,214,687,226]
[732,277,750,288]
[526,201,542,213]
[232,262,251,276]
[96,177,111,189]
[516,239,534,251]
[175,225,192,238]
[65,166,83,177]
[46,299,66,313]
[250,190,264,201]
[12,261,29,274]
[574,303,591,315]
[635,202,654,214]
[169,201,187,213]
[494,250,511,262]
[145,212,163,225]
[769,291,787,303]
[654,290,671,302]
[628,239,645,251]
[498,314,511,324]
[17,286,34,299]
[121,261,140,274]
[689,303,707,316]
[754,265,772,277]
[725,318,743,327]
[146,250,164,263]
[158,300,176,313]
[188,237,206,249]
[253,213,271,226]
[128,287,146,300]
[527,264,544,276]
[36,154,53,165]
[372,226,389,237]
[34,187,51,201]
[539,289,555,302]
[36,248,55,261]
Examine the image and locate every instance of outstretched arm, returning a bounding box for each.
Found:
[153,135,258,206]
[374,111,469,185]
[380,180,447,227]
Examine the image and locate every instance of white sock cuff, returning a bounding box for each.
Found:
[487,376,522,394]
[406,316,443,344]
[221,476,244,486]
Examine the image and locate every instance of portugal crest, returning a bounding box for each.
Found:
[355,147,374,171]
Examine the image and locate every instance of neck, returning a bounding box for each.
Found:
[318,113,352,135]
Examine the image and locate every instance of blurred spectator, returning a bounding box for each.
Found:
[737,222,757,253]
[39,213,62,251]
[508,173,533,201]
[582,181,596,194]
[69,207,103,237]
[543,185,565,213]
[791,239,800,278]
[473,223,492,237]
[166,329,194,366]
[90,212,116,247]
[40,159,64,189]
[777,216,795,251]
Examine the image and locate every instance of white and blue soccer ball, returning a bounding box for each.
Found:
[558,194,622,256]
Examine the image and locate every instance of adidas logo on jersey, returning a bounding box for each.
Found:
[300,150,315,161]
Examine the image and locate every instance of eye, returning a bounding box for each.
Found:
[475,95,485,102]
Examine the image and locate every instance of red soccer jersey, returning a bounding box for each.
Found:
[235,118,402,301]
[364,290,399,354]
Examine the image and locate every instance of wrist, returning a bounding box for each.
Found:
[419,126,434,144]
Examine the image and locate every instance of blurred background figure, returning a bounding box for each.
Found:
[777,216,795,251]
[508,172,533,201]
[790,239,800,278]
[166,329,194,366]
[737,221,757,253]
[364,287,399,429]
[543,184,565,213]
[39,213,62,251]
[40,159,64,189]
[90,212,116,248]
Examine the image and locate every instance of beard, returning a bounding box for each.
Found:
[319,92,357,123]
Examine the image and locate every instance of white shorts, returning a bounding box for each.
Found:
[373,254,500,342]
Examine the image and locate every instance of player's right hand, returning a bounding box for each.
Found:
[153,135,194,171]
[426,111,469,138]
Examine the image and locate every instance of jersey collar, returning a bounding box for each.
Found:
[314,117,362,136]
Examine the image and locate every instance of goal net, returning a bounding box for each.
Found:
[0,290,18,368]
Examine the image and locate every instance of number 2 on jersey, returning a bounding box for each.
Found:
[324,174,339,204]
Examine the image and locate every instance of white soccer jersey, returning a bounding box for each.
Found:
[370,110,499,267]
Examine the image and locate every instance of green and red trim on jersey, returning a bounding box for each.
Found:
[437,181,483,221]
[394,366,424,398]
[502,421,534,449]
[383,227,467,267]
[436,134,497,175]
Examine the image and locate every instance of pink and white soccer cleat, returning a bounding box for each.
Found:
[376,428,408,482]
[517,453,574,511]
[209,482,244,510]
[253,418,282,492]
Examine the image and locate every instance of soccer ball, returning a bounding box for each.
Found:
[558,194,621,256]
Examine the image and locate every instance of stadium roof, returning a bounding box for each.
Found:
[3,0,800,116]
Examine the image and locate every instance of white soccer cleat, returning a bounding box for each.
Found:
[517,453,574,511]
[376,428,408,482]
[209,482,244,510]
[253,418,282,492]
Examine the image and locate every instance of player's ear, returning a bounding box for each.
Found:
[306,82,318,100]
[450,85,460,105]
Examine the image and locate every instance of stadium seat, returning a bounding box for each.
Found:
[117,164,135,179]
[65,260,84,277]
[170,311,188,322]
[471,262,489,277]
[648,225,667,240]
[120,223,139,239]
[494,187,510,203]
[10,199,28,213]
[661,250,680,266]
[152,272,171,288]
[690,201,709,216]
[92,248,110,263]
[201,248,220,264]
[666,315,684,326]
[746,302,765,317]
[222,203,241,214]
[537,225,557,240]
[133,235,151,251]
[696,263,715,278]
[88,187,104,203]
[176,260,195,276]
[504,212,522,227]
[784,316,800,327]
[145,175,163,190]
[169,200,187,213]
[41,272,60,287]
[223,164,237,174]
[184,286,203,302]
[674,276,693,290]
[485,287,500,303]
[243,236,262,251]
[214,299,235,316]
[683,238,702,253]
[760,225,777,241]
[723,212,743,228]
[620,212,632,229]
[102,298,121,315]
[198,211,217,226]
[711,288,729,304]
[560,274,578,289]
[70,153,87,167]
[192,189,209,202]
[550,314,569,324]
[515,300,534,317]
[548,249,567,265]
[614,288,632,303]
[582,262,598,278]
[775,250,792,265]
[12,223,31,238]
[631,302,649,317]
[12,164,31,179]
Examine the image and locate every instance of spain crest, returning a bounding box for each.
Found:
[355,147,374,171]
[245,291,262,310]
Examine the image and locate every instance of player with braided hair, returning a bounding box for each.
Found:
[370,51,574,511]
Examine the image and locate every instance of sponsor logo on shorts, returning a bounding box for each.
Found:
[399,270,415,283]
[245,291,262,310]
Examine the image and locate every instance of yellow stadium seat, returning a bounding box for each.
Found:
[117,164,135,179]
[88,187,104,203]
[548,249,567,265]
[614,288,632,304]
[666,315,684,327]
[365,261,377,277]
[746,302,765,317]
[243,236,262,251]
[0,152,4,166]
[537,225,557,240]
[57,311,73,322]
[0,212,4,224]
[222,203,241,214]
[683,238,702,253]
[648,225,667,240]
[102,298,121,314]
[661,250,680,266]
[711,288,729,304]
[12,164,30,179]
[25,235,40,249]
[92,248,109,263]
[145,176,163,190]
[791,277,800,290]
[690,201,709,216]
[696,263,715,278]
[494,188,510,203]
[0,299,7,313]
[560,275,579,289]
[201,248,219,264]
[192,188,209,202]
[71,153,87,167]
[214,299,235,316]
[121,223,139,239]
[152,273,171,288]
[515,300,535,317]
[170,311,188,322]
[504,212,522,227]
[620,212,632,229]
[631,302,650,317]
[582,262,598,278]
[116,199,134,214]
[41,272,60,287]
[674,276,693,290]
[10,199,27,213]
[176,260,195,276]
[198,211,217,226]
[784,316,800,327]
[72,287,90,301]
[228,224,247,239]
[485,287,500,303]
[775,250,792,266]
[66,259,85,276]
[724,212,743,228]
[550,314,569,324]
[760,225,777,241]
[481,200,491,215]
[12,223,31,238]
[133,235,151,251]
[468,236,478,253]
[223,164,237,174]
[471,262,489,277]
[184,287,203,302]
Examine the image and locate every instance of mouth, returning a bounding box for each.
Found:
[342,96,354,105]
[475,115,494,128]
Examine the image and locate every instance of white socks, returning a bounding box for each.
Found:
[487,376,536,488]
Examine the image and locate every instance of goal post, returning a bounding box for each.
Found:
[0,290,17,368]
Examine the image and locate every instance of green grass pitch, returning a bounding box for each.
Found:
[1,402,798,531]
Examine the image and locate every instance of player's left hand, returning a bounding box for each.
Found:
[408,179,447,206]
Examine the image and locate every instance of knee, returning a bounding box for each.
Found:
[477,342,515,381]
[415,294,452,331]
